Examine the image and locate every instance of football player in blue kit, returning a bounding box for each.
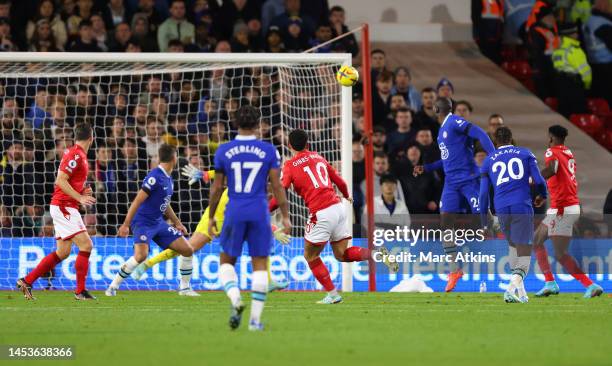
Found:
[414,97,496,291]
[208,105,291,331]
[106,144,194,296]
[479,126,547,303]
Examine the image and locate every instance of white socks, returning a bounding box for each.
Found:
[110,256,140,289]
[250,270,268,325]
[219,263,241,307]
[511,255,531,298]
[507,246,518,293]
[179,256,193,290]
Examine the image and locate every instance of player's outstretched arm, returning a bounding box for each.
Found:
[421,160,442,174]
[269,168,291,233]
[478,174,491,228]
[165,205,187,235]
[207,171,225,238]
[56,171,96,206]
[118,189,149,237]
[467,124,495,154]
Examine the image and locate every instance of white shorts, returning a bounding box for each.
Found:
[50,205,87,241]
[541,204,580,237]
[304,202,352,245]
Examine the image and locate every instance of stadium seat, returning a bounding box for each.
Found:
[587,98,611,116]
[569,114,604,137]
[595,129,612,152]
[544,97,559,111]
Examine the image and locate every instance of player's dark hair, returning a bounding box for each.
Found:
[371,48,385,56]
[379,173,397,185]
[494,126,513,145]
[434,97,452,115]
[289,129,308,151]
[235,105,260,130]
[549,124,568,141]
[421,87,436,94]
[158,144,177,163]
[74,123,93,141]
[330,5,345,14]
[489,113,503,121]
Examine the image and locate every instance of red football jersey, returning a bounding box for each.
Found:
[51,144,89,209]
[544,145,579,208]
[282,150,349,215]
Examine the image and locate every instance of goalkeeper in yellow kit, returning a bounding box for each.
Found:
[131,167,291,296]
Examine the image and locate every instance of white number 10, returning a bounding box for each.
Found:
[231,161,262,193]
[303,162,329,188]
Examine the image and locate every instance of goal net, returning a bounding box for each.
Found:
[0,53,353,292]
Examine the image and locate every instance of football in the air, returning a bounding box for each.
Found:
[336,65,359,87]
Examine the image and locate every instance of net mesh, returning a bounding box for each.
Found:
[0,58,349,291]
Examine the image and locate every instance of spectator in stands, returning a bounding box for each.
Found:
[167,38,185,52]
[163,114,189,146]
[415,128,441,165]
[150,95,169,122]
[282,17,309,52]
[133,0,164,36]
[352,89,364,125]
[553,23,591,118]
[141,118,164,159]
[454,100,473,119]
[139,75,164,105]
[361,151,406,204]
[389,94,408,117]
[101,0,132,30]
[90,13,109,52]
[372,70,394,130]
[108,22,132,52]
[49,99,68,130]
[472,0,504,64]
[0,142,36,237]
[505,0,534,42]
[486,113,505,141]
[107,117,127,149]
[107,94,129,119]
[215,0,260,41]
[128,103,148,134]
[395,145,439,214]
[1,100,26,153]
[362,173,410,230]
[207,120,228,155]
[436,77,454,100]
[271,0,316,40]
[584,0,612,105]
[66,0,95,37]
[0,17,17,51]
[527,5,558,99]
[25,89,51,129]
[372,125,387,153]
[26,0,68,50]
[328,6,358,56]
[28,20,61,52]
[265,25,284,52]
[474,148,488,167]
[215,39,231,53]
[414,87,439,138]
[391,66,422,111]
[157,0,195,52]
[386,107,416,157]
[68,19,103,52]
[231,23,255,53]
[131,13,159,52]
[66,85,95,124]
[116,138,147,201]
[370,48,387,87]
[309,22,333,52]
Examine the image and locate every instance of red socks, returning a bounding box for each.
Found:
[25,252,62,285]
[75,251,91,294]
[559,254,593,288]
[308,257,335,292]
[342,246,371,262]
[534,246,555,282]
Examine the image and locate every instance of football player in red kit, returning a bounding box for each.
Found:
[279,129,396,304]
[17,124,97,300]
[533,125,603,298]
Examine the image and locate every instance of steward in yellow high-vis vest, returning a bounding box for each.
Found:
[552,23,592,117]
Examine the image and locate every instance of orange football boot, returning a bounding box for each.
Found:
[445,269,464,292]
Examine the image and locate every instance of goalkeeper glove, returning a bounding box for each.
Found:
[273,226,291,245]
[181,164,209,185]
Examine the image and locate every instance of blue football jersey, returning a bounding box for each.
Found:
[480,145,540,209]
[437,114,480,185]
[133,166,174,224]
[214,135,280,219]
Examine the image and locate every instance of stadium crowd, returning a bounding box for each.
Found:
[0,0,609,239]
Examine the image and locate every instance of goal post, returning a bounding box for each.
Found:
[0,52,354,291]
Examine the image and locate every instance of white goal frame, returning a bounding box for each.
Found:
[0,52,354,291]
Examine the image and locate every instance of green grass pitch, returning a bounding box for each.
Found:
[1,291,611,366]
